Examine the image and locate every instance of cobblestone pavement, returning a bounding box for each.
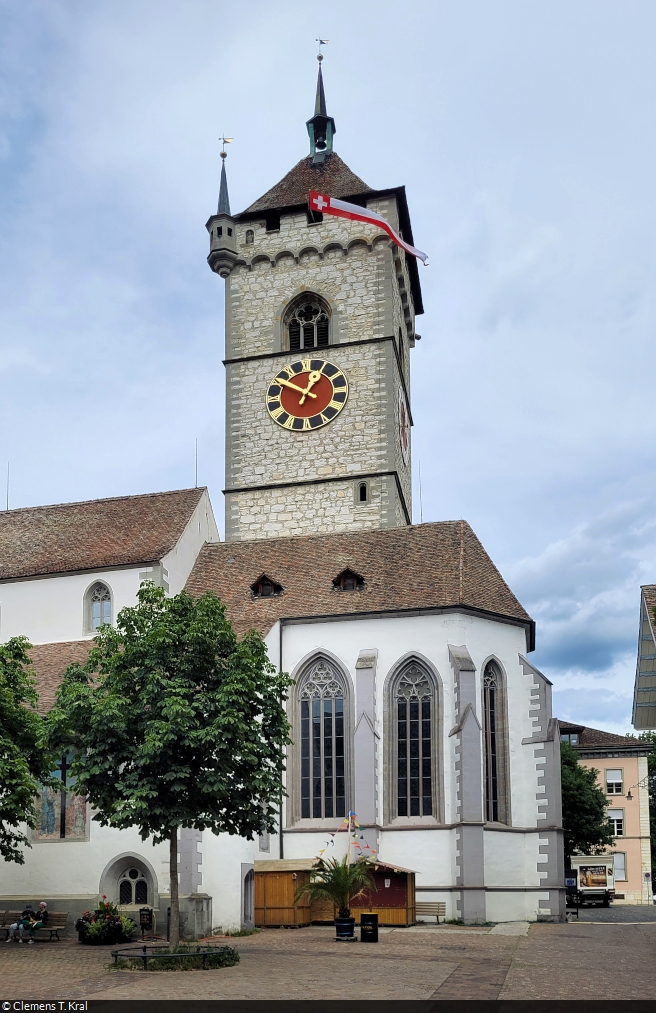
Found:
[1,922,656,1001]
[578,903,656,922]
[500,922,656,1000]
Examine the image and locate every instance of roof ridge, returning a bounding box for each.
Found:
[0,487,206,517]
[240,152,372,215]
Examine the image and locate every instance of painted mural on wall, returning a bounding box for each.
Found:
[33,753,87,841]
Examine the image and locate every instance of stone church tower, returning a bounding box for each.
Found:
[206,59,423,542]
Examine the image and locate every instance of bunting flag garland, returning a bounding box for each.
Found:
[308,191,429,265]
[314,810,376,862]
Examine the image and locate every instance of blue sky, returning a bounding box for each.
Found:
[1,0,655,732]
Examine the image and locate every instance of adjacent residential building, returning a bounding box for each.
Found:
[632,585,656,731]
[559,722,652,904]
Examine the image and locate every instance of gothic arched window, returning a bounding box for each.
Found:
[285,294,330,352]
[483,661,511,825]
[86,581,112,632]
[118,866,149,906]
[392,662,437,818]
[298,658,348,819]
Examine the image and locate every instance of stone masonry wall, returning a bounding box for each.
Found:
[226,474,399,542]
[223,193,416,540]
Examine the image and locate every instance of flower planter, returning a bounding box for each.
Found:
[334,916,356,941]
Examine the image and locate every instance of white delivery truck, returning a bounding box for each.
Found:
[567,856,615,906]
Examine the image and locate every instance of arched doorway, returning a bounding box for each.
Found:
[242,865,254,928]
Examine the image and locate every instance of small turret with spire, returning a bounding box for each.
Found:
[306,50,336,164]
[206,137,238,279]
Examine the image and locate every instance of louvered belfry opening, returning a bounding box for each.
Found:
[285,295,330,351]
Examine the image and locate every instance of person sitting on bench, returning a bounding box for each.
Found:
[6,904,34,943]
[27,902,48,943]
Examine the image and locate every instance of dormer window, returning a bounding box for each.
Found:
[332,569,364,591]
[251,575,283,598]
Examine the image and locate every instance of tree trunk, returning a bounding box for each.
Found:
[169,828,180,949]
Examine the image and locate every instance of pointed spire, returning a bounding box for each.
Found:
[306,53,336,162]
[315,60,327,117]
[218,153,230,215]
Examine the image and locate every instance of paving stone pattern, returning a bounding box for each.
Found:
[1,923,656,1001]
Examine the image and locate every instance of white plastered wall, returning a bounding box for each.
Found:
[0,489,219,644]
[272,610,549,920]
[162,489,220,594]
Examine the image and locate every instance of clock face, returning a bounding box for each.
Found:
[266,358,348,431]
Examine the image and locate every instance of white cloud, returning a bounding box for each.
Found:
[1,0,656,733]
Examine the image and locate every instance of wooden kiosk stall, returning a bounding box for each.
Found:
[254,859,416,928]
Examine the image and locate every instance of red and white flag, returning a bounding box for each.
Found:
[309,191,428,265]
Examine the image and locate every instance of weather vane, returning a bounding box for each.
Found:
[219,135,233,159]
[316,38,328,61]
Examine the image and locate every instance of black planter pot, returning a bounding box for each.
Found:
[334,916,356,941]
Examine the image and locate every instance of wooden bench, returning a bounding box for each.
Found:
[1,910,68,941]
[1,911,23,941]
[30,912,68,941]
[416,901,447,923]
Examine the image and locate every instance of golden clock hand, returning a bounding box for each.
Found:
[278,378,318,399]
[299,370,322,404]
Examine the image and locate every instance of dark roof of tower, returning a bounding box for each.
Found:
[218,158,231,215]
[240,152,372,215]
[185,520,534,647]
[0,487,205,581]
[315,62,327,117]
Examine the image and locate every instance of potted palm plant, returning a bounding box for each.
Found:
[295,856,375,940]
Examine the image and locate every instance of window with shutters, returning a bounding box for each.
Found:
[284,294,331,352]
[605,769,623,795]
[608,809,624,837]
[297,657,350,820]
[483,661,511,825]
[613,852,627,880]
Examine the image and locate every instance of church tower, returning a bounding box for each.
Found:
[207,58,423,542]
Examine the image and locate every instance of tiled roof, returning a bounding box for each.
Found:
[559,721,652,750]
[642,584,656,617]
[241,153,371,214]
[30,641,92,715]
[185,521,534,642]
[0,488,205,581]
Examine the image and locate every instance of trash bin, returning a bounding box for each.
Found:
[139,907,153,939]
[360,913,378,943]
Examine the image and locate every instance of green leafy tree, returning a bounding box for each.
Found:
[47,584,291,947]
[0,637,55,864]
[294,856,375,918]
[561,741,614,863]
